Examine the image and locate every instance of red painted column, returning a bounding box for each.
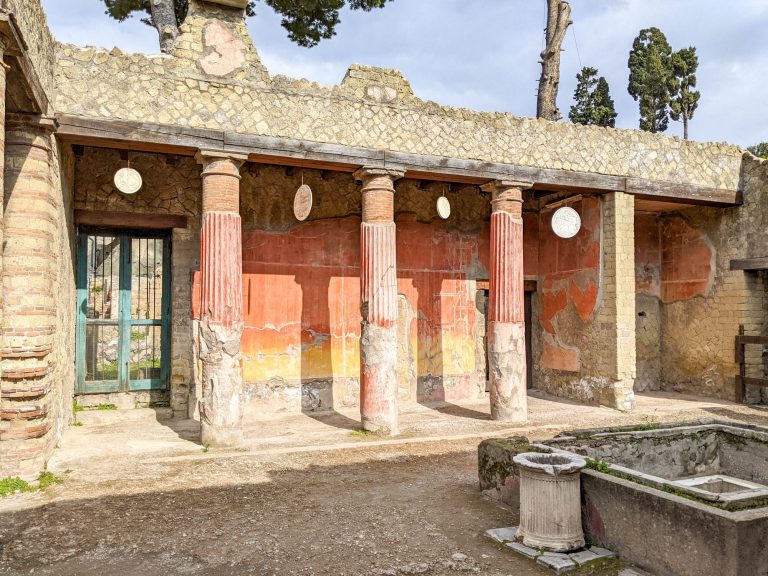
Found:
[481,180,530,422]
[196,150,247,447]
[354,166,405,435]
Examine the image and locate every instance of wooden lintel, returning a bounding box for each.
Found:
[54,114,741,205]
[735,375,768,389]
[75,210,188,230]
[730,257,768,271]
[627,177,741,207]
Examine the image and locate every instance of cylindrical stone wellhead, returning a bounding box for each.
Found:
[513,452,587,552]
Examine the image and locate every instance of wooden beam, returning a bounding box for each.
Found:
[55,114,741,205]
[730,257,768,271]
[627,177,741,207]
[75,210,188,230]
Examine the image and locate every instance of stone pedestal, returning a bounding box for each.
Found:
[196,151,247,447]
[481,180,529,423]
[355,167,404,436]
[513,452,587,552]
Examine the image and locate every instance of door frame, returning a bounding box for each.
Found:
[75,227,172,394]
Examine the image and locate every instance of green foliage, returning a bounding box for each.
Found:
[0,477,32,497]
[73,399,84,413]
[669,47,700,139]
[569,66,617,128]
[628,27,673,133]
[585,458,612,473]
[97,403,118,411]
[38,471,63,489]
[100,0,391,48]
[748,143,768,159]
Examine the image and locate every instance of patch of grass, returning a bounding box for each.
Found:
[73,420,84,427]
[97,403,118,411]
[148,400,170,409]
[73,399,84,413]
[585,458,612,473]
[202,444,210,453]
[37,471,62,489]
[349,428,376,438]
[0,477,32,498]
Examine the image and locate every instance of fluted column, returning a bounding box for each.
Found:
[0,116,57,479]
[481,180,530,422]
[196,150,247,447]
[354,166,405,435]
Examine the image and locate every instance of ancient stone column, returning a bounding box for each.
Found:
[481,180,530,422]
[196,151,248,447]
[354,166,405,435]
[0,116,58,479]
[595,191,636,410]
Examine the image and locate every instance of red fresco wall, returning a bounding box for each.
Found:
[634,213,713,303]
[194,215,489,405]
[536,198,601,373]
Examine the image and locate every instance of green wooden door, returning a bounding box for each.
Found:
[76,230,171,394]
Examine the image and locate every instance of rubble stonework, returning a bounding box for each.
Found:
[50,1,743,191]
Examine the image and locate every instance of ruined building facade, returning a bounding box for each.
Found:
[1,0,767,477]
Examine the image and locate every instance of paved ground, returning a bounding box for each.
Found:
[1,391,766,575]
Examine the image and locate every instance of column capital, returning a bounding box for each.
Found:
[482,180,529,217]
[353,166,407,183]
[480,179,533,195]
[195,149,248,170]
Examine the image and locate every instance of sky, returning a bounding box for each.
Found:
[40,0,768,148]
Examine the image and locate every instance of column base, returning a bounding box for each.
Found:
[360,321,399,436]
[200,422,243,448]
[489,321,528,423]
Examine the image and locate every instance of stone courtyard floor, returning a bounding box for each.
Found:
[1,391,766,575]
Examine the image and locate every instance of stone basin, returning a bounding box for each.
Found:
[478,421,768,576]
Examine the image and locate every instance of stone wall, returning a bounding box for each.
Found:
[5,0,56,102]
[627,153,768,401]
[50,1,743,191]
[73,148,202,416]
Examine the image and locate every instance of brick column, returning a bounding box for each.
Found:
[481,180,529,423]
[0,116,58,479]
[196,150,247,447]
[596,191,636,410]
[354,166,404,435]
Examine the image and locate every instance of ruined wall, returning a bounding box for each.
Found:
[534,197,603,402]
[73,148,202,415]
[647,154,768,401]
[5,0,56,101]
[50,1,743,191]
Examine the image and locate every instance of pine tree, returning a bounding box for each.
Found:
[628,27,673,133]
[569,67,617,127]
[669,47,701,140]
[101,0,391,53]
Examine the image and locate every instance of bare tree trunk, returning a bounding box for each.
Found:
[537,0,572,121]
[150,0,180,54]
[683,112,689,140]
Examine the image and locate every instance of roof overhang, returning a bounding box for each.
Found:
[55,114,743,208]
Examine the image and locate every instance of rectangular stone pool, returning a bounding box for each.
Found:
[478,421,768,576]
